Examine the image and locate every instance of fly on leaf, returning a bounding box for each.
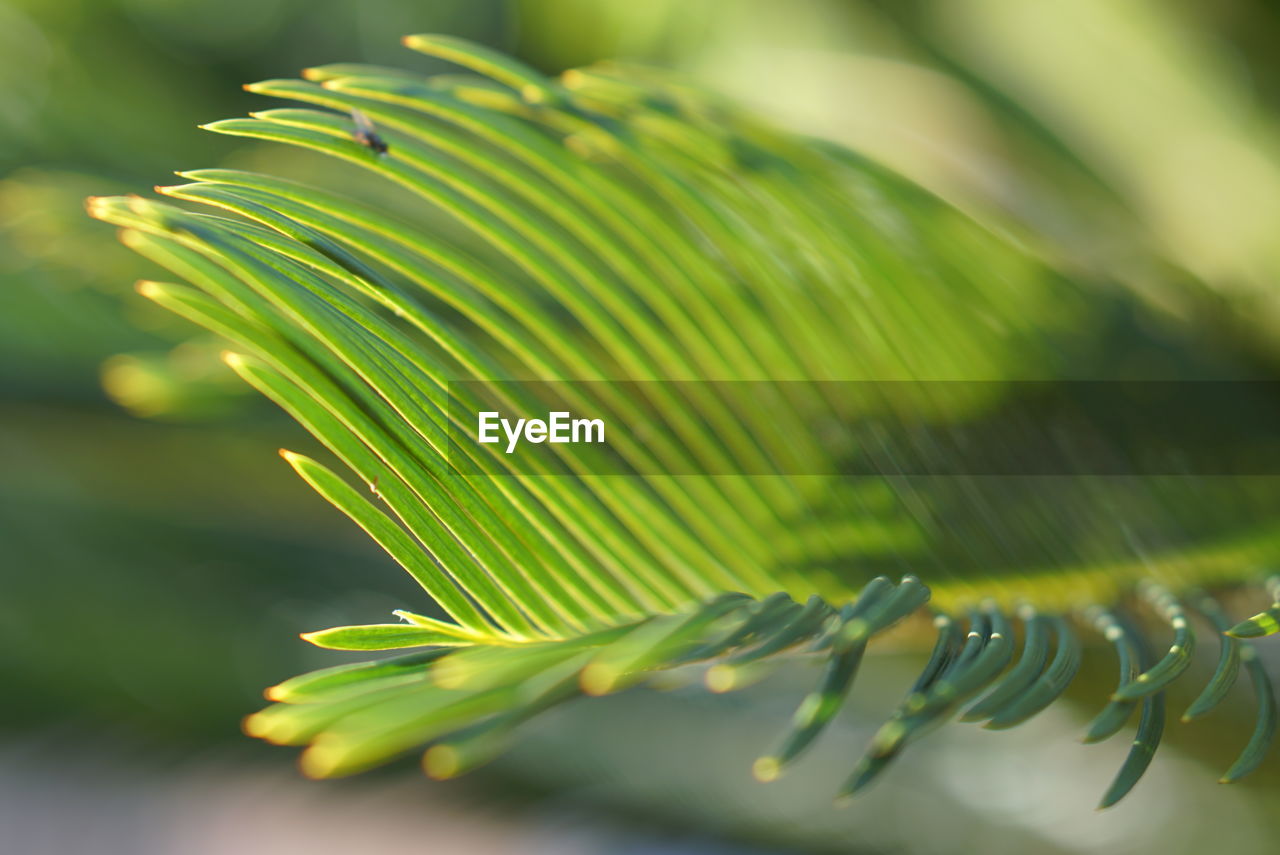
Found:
[351,109,388,156]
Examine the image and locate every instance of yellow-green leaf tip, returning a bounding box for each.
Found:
[1227,613,1280,638]
[424,745,460,780]
[753,756,781,782]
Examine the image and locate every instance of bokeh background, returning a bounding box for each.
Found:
[5,1,1280,852]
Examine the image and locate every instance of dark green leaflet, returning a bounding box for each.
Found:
[838,612,964,798]
[1183,594,1242,722]
[677,592,798,663]
[961,609,1051,722]
[1082,607,1140,743]
[985,616,1082,730]
[899,608,1013,727]
[723,596,834,665]
[1112,584,1196,702]
[1219,645,1278,783]
[1098,614,1166,809]
[755,577,896,778]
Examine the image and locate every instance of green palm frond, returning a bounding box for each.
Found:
[87,34,1280,808]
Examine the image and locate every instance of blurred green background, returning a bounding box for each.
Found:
[5,1,1280,852]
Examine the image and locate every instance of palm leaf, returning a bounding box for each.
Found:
[87,34,1279,808]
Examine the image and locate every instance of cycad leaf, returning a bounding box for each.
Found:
[87,34,1280,808]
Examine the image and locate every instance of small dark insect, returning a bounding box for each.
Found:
[351,109,388,156]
